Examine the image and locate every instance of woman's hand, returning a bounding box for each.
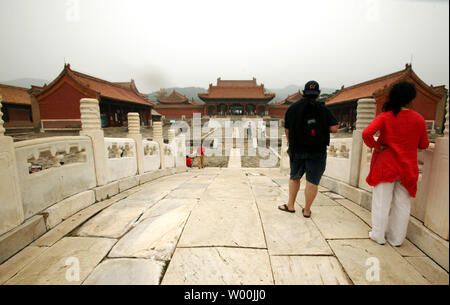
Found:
[375,145,388,152]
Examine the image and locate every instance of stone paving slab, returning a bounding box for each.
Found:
[6,237,116,285]
[0,246,48,284]
[252,186,288,201]
[328,239,430,285]
[311,206,370,239]
[31,190,135,247]
[166,186,208,199]
[336,199,372,226]
[74,201,148,239]
[393,239,426,257]
[405,257,449,285]
[296,192,339,207]
[178,199,266,248]
[256,200,332,255]
[109,202,195,260]
[271,256,351,285]
[83,258,164,285]
[161,247,273,285]
[140,198,198,221]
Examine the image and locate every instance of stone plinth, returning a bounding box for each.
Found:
[0,98,24,235]
[127,112,144,174]
[350,98,376,187]
[79,98,107,186]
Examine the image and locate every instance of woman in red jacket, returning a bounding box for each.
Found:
[362,82,429,246]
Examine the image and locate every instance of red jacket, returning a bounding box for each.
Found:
[362,110,429,197]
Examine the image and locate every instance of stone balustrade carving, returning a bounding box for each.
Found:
[127,113,140,135]
[27,145,87,173]
[444,98,449,138]
[355,99,376,132]
[80,98,101,131]
[328,139,351,159]
[0,95,5,136]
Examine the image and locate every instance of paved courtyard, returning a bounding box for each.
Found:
[0,167,448,285]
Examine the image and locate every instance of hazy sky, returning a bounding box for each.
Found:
[0,0,448,93]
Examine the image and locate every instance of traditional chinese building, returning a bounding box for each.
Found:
[198,78,275,116]
[0,84,40,130]
[33,64,154,130]
[326,64,446,130]
[268,91,303,118]
[154,90,203,119]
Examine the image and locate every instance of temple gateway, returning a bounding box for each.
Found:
[198,78,275,116]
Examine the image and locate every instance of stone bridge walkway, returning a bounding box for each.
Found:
[1,168,448,285]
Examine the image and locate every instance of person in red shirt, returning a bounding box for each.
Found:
[197,145,206,169]
[186,155,192,168]
[362,81,429,246]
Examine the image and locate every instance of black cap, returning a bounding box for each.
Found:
[303,80,321,95]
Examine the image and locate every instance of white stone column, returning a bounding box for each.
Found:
[153,121,165,169]
[349,98,376,187]
[280,134,290,174]
[127,112,145,174]
[423,98,449,239]
[0,96,25,235]
[168,128,175,143]
[79,98,108,186]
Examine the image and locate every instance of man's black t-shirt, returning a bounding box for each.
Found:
[284,98,338,155]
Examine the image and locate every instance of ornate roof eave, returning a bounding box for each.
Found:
[34,65,100,101]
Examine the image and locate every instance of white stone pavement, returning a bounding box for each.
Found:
[0,168,448,285]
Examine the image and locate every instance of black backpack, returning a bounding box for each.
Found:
[294,100,328,152]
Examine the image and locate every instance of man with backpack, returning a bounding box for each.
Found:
[278,81,339,217]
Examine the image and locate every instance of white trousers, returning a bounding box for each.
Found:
[369,180,411,246]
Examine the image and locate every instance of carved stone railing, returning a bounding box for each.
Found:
[324,138,352,184]
[14,136,96,218]
[104,137,137,183]
[143,139,160,172]
[163,143,175,169]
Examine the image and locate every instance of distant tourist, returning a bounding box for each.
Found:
[279,81,339,217]
[362,81,429,246]
[247,122,252,140]
[197,145,206,169]
[186,155,192,168]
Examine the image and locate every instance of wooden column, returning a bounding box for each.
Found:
[107,104,112,127]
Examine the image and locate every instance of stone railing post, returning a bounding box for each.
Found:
[79,98,107,186]
[176,134,187,170]
[153,121,165,169]
[127,112,145,174]
[423,98,449,239]
[349,98,376,186]
[0,96,25,235]
[280,134,290,174]
[168,128,175,143]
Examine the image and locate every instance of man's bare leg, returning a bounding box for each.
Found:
[285,178,300,211]
[303,181,318,216]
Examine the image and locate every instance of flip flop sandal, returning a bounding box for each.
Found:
[302,208,311,218]
[278,204,295,213]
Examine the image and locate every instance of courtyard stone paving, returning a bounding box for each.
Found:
[1,168,448,285]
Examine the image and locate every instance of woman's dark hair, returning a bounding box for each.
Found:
[382,81,417,116]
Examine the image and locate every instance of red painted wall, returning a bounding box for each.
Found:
[8,107,31,122]
[39,82,86,119]
[269,107,288,118]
